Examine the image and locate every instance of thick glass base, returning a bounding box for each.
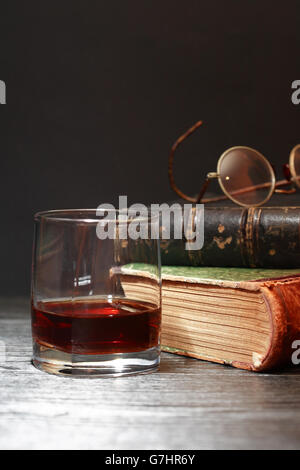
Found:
[32,341,160,377]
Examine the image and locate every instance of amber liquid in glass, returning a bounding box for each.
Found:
[32,298,161,355]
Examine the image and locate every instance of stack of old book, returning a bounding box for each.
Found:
[159,195,300,372]
[120,195,300,372]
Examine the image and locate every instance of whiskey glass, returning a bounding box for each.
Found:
[31,209,161,377]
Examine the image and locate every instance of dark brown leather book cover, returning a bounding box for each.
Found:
[161,197,300,268]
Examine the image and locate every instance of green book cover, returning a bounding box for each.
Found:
[123,263,300,283]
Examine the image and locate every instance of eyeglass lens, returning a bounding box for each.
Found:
[291,145,300,188]
[218,147,274,206]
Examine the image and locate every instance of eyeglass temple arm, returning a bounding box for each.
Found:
[198,177,295,204]
[196,173,219,203]
[168,120,203,203]
[275,183,297,194]
[199,164,296,203]
[200,178,294,203]
[275,164,296,193]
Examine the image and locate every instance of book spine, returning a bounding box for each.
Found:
[160,207,300,268]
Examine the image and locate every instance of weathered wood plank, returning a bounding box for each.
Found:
[0,297,300,450]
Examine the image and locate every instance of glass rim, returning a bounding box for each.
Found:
[34,208,158,224]
[216,145,276,207]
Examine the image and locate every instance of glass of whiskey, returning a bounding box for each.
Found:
[31,209,161,377]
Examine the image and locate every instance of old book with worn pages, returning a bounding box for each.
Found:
[119,264,300,372]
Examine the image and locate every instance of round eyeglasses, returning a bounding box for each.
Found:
[168,120,300,207]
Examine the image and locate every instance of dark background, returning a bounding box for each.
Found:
[0,1,299,295]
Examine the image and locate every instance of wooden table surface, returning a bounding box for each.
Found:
[0,297,300,450]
